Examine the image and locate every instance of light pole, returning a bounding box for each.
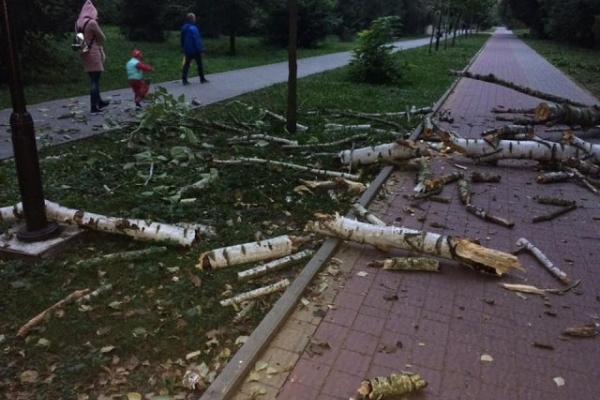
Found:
[0,0,60,242]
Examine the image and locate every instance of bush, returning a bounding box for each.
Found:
[348,16,405,85]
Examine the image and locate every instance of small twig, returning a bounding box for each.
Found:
[515,238,570,284]
[144,162,154,186]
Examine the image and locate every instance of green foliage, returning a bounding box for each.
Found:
[119,0,166,42]
[260,0,340,48]
[348,16,406,85]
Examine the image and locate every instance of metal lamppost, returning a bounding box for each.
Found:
[0,0,60,242]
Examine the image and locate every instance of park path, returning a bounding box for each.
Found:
[214,28,600,400]
[0,37,433,160]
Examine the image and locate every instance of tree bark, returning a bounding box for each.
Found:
[535,102,600,127]
[237,249,314,281]
[305,214,523,276]
[220,279,290,306]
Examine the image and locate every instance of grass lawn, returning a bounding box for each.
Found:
[1,34,487,399]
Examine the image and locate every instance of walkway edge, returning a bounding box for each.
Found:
[198,35,490,400]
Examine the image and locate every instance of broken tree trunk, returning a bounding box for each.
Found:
[220,279,290,306]
[237,249,314,281]
[4,200,197,246]
[198,234,306,270]
[535,102,600,127]
[305,214,523,276]
[335,140,430,167]
[440,133,600,164]
[515,238,570,284]
[367,257,440,272]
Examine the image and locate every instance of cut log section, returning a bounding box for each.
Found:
[306,214,524,276]
[336,140,430,167]
[535,102,600,127]
[198,234,307,270]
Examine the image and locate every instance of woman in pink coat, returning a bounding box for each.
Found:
[76,0,109,114]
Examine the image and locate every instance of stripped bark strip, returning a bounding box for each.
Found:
[213,157,361,181]
[17,289,90,338]
[367,257,440,272]
[466,204,514,228]
[536,171,573,184]
[76,247,167,268]
[471,171,501,183]
[536,103,600,126]
[336,140,430,167]
[352,203,387,226]
[501,283,548,297]
[282,133,369,150]
[197,234,302,270]
[237,249,315,281]
[515,238,570,284]
[532,204,577,223]
[220,279,290,306]
[227,134,298,146]
[77,284,113,303]
[306,214,523,276]
[448,70,590,108]
[457,179,471,205]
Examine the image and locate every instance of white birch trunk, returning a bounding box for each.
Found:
[352,203,386,226]
[336,140,430,167]
[306,214,523,276]
[0,204,21,223]
[197,234,296,270]
[9,201,196,246]
[220,279,291,306]
[442,134,600,164]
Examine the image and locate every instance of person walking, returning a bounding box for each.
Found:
[76,0,110,114]
[180,13,209,85]
[126,49,154,110]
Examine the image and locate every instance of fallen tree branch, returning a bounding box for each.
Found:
[536,103,600,127]
[76,247,167,268]
[227,134,298,146]
[532,204,577,223]
[306,213,524,276]
[262,109,308,131]
[515,238,570,284]
[367,257,440,272]
[465,204,514,228]
[282,134,369,150]
[77,283,113,303]
[357,372,427,400]
[17,288,90,337]
[178,168,219,196]
[237,249,315,281]
[352,203,387,226]
[471,171,501,183]
[220,279,290,306]
[213,157,361,181]
[298,178,366,195]
[448,70,590,108]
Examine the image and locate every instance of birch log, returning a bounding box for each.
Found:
[306,214,523,276]
[335,140,430,167]
[440,133,600,164]
[8,201,196,246]
[198,235,306,270]
[220,279,290,306]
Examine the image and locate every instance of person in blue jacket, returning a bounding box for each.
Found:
[180,13,209,85]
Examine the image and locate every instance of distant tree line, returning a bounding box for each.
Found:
[500,0,600,47]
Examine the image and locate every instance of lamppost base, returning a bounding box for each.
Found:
[16,221,61,243]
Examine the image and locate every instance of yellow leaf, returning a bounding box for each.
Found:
[127,393,142,400]
[100,346,115,353]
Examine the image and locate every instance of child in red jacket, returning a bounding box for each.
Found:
[126,49,154,109]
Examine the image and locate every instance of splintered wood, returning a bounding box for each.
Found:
[356,372,427,399]
[306,214,523,276]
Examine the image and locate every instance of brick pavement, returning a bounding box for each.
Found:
[230,28,600,400]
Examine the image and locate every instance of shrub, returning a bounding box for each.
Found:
[348,16,405,85]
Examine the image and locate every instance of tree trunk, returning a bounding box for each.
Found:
[335,140,430,167]
[305,214,523,276]
[535,102,600,127]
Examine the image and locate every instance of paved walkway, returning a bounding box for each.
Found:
[222,28,600,400]
[0,37,433,160]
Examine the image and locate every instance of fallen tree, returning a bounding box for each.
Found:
[335,140,430,167]
[305,213,524,276]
